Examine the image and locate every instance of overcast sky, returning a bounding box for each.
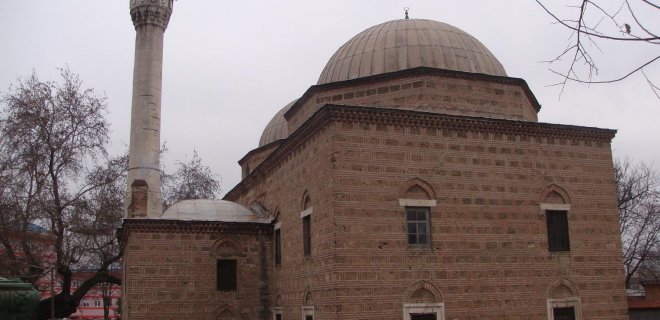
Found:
[1,0,658,196]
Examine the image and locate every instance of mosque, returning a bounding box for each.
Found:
[120,1,629,319]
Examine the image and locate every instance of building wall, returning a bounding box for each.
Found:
[227,123,338,319]
[122,225,271,320]
[225,104,629,320]
[327,115,628,319]
[287,73,538,135]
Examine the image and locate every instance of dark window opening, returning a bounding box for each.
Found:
[303,215,311,256]
[553,306,576,320]
[411,314,437,320]
[275,314,283,320]
[275,228,282,266]
[546,210,570,251]
[305,316,313,320]
[216,259,237,291]
[406,207,430,246]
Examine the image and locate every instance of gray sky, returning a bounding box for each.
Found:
[1,0,658,196]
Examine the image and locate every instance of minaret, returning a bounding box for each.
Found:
[126,0,173,217]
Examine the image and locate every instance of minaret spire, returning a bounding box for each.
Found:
[126,0,173,218]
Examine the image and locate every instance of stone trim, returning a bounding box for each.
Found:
[540,203,571,212]
[547,297,582,320]
[302,306,314,319]
[399,199,438,207]
[272,307,283,320]
[403,303,445,320]
[300,207,313,218]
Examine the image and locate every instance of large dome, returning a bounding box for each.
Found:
[317,19,506,85]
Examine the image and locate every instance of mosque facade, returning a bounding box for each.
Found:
[120,2,629,320]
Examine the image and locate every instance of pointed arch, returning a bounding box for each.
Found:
[547,278,579,298]
[210,237,244,258]
[302,286,313,305]
[403,280,443,303]
[546,278,582,320]
[398,178,437,200]
[211,304,237,320]
[540,184,571,204]
[301,190,312,211]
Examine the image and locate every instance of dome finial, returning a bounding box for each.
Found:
[404,7,409,19]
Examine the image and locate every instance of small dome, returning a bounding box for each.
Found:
[258,99,298,147]
[160,199,269,223]
[318,19,506,85]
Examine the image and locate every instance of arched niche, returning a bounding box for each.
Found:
[540,184,571,204]
[398,178,437,200]
[210,237,245,258]
[403,280,443,303]
[211,304,237,320]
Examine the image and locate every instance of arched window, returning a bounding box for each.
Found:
[540,185,572,252]
[546,278,581,320]
[403,281,445,320]
[398,178,437,248]
[302,286,314,320]
[210,238,243,291]
[300,191,313,257]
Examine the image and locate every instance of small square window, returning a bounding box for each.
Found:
[406,207,430,246]
[217,259,237,291]
[546,210,570,251]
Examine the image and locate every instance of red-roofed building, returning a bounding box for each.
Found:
[629,281,660,320]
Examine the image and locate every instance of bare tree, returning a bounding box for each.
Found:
[162,149,221,210]
[0,68,123,319]
[615,159,660,287]
[535,0,659,97]
[0,68,222,319]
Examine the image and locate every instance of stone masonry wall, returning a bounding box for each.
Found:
[226,123,338,320]
[122,225,271,320]
[327,117,628,320]
[287,74,537,135]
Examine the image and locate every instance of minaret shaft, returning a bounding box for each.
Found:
[126,0,172,218]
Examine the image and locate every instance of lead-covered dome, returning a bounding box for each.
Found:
[258,99,298,147]
[317,19,506,85]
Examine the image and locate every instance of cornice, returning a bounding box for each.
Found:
[225,104,616,201]
[327,105,616,141]
[121,219,271,237]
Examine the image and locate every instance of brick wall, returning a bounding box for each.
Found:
[326,114,627,319]
[226,104,627,320]
[122,223,271,320]
[287,73,538,136]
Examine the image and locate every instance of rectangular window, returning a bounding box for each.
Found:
[217,259,237,291]
[275,227,282,266]
[406,207,430,246]
[303,215,311,256]
[411,314,437,320]
[276,314,283,320]
[94,300,101,307]
[553,306,576,320]
[546,210,570,251]
[305,316,313,320]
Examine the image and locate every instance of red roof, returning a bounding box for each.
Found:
[628,296,660,309]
